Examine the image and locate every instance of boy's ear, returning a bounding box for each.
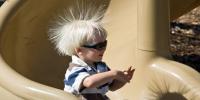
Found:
[75,47,82,55]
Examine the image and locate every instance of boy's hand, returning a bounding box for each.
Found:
[111,66,135,83]
[123,66,135,82]
[111,70,128,82]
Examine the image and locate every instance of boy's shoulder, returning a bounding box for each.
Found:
[95,62,111,71]
[67,61,109,71]
[68,62,84,71]
[95,61,107,67]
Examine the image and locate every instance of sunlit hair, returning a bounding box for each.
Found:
[48,0,108,56]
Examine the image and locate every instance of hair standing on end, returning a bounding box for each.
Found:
[48,0,108,56]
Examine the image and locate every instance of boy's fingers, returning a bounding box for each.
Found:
[128,66,132,71]
[130,68,135,71]
[123,66,135,75]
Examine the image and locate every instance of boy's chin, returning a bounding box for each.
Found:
[95,59,102,62]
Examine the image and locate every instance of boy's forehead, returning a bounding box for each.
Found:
[88,34,106,44]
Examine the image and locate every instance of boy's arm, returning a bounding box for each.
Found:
[109,80,126,91]
[109,66,135,91]
[82,70,128,88]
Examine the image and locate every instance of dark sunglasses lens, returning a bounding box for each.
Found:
[95,41,107,50]
[83,40,107,50]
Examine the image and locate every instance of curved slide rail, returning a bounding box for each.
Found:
[0,0,200,99]
[0,0,77,99]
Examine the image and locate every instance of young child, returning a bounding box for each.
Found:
[49,1,134,100]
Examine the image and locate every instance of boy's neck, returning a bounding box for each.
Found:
[75,55,95,67]
[84,60,95,67]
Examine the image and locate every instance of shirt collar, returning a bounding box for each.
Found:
[71,55,88,66]
[71,55,96,71]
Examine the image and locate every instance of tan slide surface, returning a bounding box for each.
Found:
[0,0,200,99]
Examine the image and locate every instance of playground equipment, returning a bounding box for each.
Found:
[0,0,200,99]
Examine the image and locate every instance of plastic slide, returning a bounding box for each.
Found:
[0,0,200,99]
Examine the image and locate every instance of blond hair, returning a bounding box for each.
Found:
[49,0,108,56]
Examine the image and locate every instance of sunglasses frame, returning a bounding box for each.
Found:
[83,40,107,51]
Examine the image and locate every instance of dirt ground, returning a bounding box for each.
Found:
[170,6,200,72]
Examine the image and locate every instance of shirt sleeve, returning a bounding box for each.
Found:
[65,67,90,93]
[96,62,110,72]
[96,62,113,90]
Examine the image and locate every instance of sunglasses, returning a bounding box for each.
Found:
[83,40,107,51]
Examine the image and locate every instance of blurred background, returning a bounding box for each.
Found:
[0,0,4,6]
[170,6,200,72]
